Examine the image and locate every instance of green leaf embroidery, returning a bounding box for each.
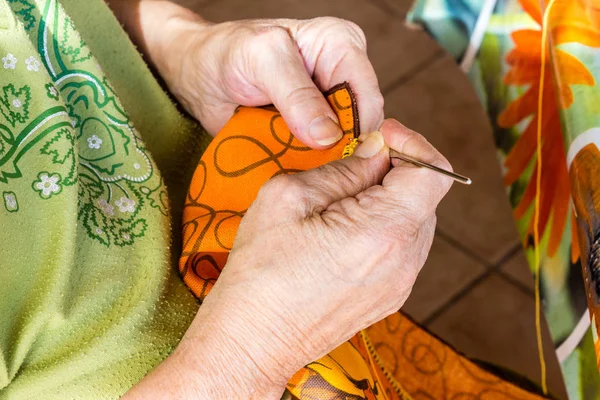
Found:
[0,0,161,247]
[140,177,169,216]
[7,0,36,31]
[60,18,92,64]
[40,128,73,164]
[0,84,31,127]
[40,128,77,185]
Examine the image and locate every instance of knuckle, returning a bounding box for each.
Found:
[354,189,423,247]
[396,217,421,244]
[310,17,367,49]
[251,25,293,53]
[258,175,305,205]
[312,16,346,30]
[389,207,422,244]
[343,20,368,48]
[369,212,421,249]
[319,161,360,189]
[283,86,323,110]
[260,25,292,42]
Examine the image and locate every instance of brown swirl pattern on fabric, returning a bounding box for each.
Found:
[180,83,550,400]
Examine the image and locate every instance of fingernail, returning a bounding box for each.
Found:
[309,116,343,146]
[354,130,385,158]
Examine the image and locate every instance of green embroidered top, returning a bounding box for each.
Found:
[0,0,209,398]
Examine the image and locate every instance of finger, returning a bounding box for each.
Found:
[376,119,453,224]
[253,130,388,223]
[292,18,384,134]
[291,130,389,213]
[329,120,451,232]
[249,26,343,149]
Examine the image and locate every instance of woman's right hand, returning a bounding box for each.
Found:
[191,119,451,393]
[124,119,452,399]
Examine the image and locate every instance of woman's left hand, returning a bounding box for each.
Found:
[114,1,384,149]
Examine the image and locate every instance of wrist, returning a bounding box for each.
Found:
[110,0,211,77]
[176,292,297,399]
[123,295,290,400]
[146,4,211,80]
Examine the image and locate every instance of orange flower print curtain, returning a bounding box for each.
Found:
[410,0,600,398]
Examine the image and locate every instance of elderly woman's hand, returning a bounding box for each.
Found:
[111,2,452,399]
[165,120,452,398]
[111,0,383,148]
[123,120,452,400]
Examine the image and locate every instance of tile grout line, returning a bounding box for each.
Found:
[436,228,522,270]
[434,228,492,267]
[496,269,535,297]
[492,243,523,269]
[421,268,495,326]
[420,240,523,325]
[381,49,447,96]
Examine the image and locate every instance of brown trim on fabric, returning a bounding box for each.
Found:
[325,81,361,139]
[237,82,361,139]
[398,312,555,399]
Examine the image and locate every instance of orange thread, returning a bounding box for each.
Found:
[534,0,556,394]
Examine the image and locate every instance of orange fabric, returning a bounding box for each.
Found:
[180,82,359,300]
[180,83,549,399]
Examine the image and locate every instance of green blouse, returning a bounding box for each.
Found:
[0,0,209,398]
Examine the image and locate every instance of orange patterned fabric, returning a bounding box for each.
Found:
[180,83,549,399]
[180,82,359,299]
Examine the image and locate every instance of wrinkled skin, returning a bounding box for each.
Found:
[106,2,453,399]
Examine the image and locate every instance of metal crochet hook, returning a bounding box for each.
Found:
[390,149,472,185]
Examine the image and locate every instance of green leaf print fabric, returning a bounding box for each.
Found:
[0,0,210,398]
[408,0,600,398]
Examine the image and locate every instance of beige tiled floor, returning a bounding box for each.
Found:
[184,0,568,397]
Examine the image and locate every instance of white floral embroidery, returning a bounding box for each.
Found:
[5,194,16,209]
[122,233,131,240]
[133,163,140,170]
[3,192,18,212]
[70,119,77,128]
[97,199,114,216]
[87,134,102,149]
[34,173,61,197]
[2,54,17,70]
[115,196,136,213]
[48,86,58,97]
[11,98,22,108]
[96,228,103,234]
[25,56,41,72]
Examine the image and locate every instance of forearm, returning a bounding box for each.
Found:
[122,300,289,399]
[105,0,209,75]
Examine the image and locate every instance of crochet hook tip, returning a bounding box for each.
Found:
[389,150,472,185]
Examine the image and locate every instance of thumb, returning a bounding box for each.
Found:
[291,131,389,212]
[252,28,343,149]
